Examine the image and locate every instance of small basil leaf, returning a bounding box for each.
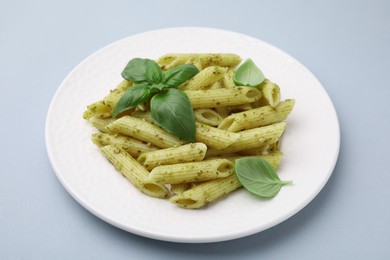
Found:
[121,58,152,83]
[233,59,265,87]
[112,83,151,118]
[235,157,292,198]
[164,64,199,87]
[150,88,196,142]
[145,60,163,84]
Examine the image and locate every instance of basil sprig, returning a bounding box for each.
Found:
[233,59,265,87]
[113,58,199,142]
[235,157,292,198]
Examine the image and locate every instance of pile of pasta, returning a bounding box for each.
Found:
[83,53,295,209]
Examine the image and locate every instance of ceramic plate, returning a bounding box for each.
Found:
[45,27,340,243]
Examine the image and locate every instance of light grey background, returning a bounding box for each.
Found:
[1,0,389,259]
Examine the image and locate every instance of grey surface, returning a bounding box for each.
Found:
[1,0,389,259]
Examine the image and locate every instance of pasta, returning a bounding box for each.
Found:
[106,116,184,148]
[218,99,295,132]
[92,133,158,158]
[194,109,224,126]
[170,174,241,209]
[157,53,241,70]
[184,87,261,109]
[137,142,207,170]
[100,145,169,198]
[259,79,281,108]
[83,80,132,119]
[149,159,234,184]
[88,116,114,133]
[180,66,228,90]
[84,53,295,209]
[205,122,286,157]
[124,111,241,149]
[195,122,241,149]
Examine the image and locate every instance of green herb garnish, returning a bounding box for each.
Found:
[150,88,196,142]
[233,59,265,87]
[113,58,199,142]
[235,157,292,198]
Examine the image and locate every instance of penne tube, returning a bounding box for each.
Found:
[100,145,169,198]
[119,112,239,150]
[170,174,241,209]
[194,109,224,126]
[180,66,228,90]
[206,122,286,157]
[157,53,241,70]
[106,116,184,148]
[149,159,234,184]
[137,142,207,170]
[185,56,203,71]
[218,99,295,132]
[259,79,281,107]
[197,53,241,68]
[222,69,235,89]
[185,87,261,109]
[222,151,284,169]
[83,80,132,119]
[82,100,111,119]
[157,54,194,70]
[195,122,241,149]
[92,133,158,158]
[88,116,114,133]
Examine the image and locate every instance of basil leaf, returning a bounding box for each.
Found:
[150,88,196,142]
[145,60,163,84]
[164,64,199,87]
[121,58,152,83]
[233,59,265,87]
[112,83,151,118]
[235,157,292,198]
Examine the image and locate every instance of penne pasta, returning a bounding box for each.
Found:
[120,111,240,150]
[92,133,158,158]
[106,116,184,148]
[258,79,281,107]
[149,159,234,184]
[180,66,228,90]
[170,174,241,209]
[218,99,295,132]
[185,87,261,109]
[206,122,286,157]
[222,151,284,170]
[157,53,241,70]
[222,69,236,89]
[83,53,296,209]
[195,122,241,149]
[83,80,132,119]
[194,109,224,126]
[137,142,207,170]
[88,116,114,133]
[100,145,169,198]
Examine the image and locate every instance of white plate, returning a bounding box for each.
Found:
[45,27,340,243]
